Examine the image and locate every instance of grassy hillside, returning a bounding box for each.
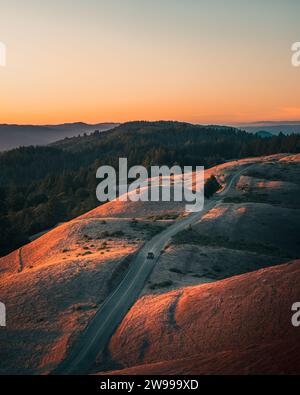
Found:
[105,259,300,375]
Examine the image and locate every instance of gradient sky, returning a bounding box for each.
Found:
[0,0,300,125]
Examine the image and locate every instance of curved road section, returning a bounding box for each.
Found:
[54,164,254,375]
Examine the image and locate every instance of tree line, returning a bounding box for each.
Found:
[0,121,300,256]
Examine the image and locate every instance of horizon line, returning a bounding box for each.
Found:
[1,119,300,127]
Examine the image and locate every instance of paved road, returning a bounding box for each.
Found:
[54,164,254,375]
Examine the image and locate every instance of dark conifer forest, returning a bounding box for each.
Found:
[1,121,300,256]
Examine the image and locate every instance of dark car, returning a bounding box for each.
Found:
[147,252,155,260]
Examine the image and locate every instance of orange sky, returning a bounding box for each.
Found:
[0,1,300,125]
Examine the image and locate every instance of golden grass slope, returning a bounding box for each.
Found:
[0,217,147,374]
[106,260,300,374]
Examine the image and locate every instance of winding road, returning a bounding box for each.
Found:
[54,164,254,375]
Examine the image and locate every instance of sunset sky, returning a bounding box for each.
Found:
[0,0,300,125]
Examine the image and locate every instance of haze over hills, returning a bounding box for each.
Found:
[233,121,300,135]
[0,122,119,151]
[1,120,300,152]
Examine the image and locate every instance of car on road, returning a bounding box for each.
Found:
[147,252,155,260]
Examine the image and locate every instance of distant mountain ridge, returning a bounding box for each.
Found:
[2,120,300,151]
[0,122,119,151]
[232,121,300,135]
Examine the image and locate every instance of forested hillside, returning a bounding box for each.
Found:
[1,121,300,256]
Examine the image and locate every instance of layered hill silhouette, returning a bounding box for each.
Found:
[235,121,300,135]
[0,122,118,151]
